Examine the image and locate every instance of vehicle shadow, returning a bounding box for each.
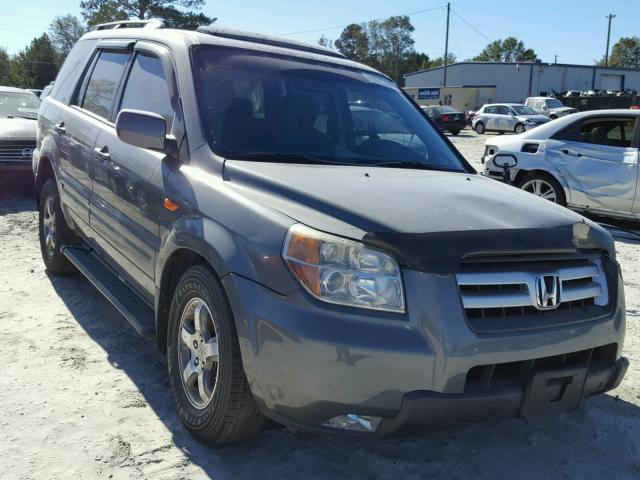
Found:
[0,178,36,214]
[48,268,640,479]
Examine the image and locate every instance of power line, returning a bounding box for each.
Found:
[449,8,492,43]
[279,4,446,36]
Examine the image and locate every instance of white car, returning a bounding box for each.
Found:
[483,109,640,221]
[472,103,550,134]
[525,97,577,119]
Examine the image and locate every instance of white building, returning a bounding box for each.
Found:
[404,61,640,103]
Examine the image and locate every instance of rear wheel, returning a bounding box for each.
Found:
[518,172,566,206]
[449,129,460,136]
[514,123,526,134]
[474,122,485,134]
[167,265,264,443]
[38,178,77,274]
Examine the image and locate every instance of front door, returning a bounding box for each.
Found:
[90,49,175,298]
[547,115,638,215]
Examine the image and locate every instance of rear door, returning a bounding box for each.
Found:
[483,106,498,130]
[90,43,176,298]
[546,115,638,214]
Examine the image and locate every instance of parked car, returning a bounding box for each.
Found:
[472,103,550,134]
[483,109,640,221]
[26,88,43,98]
[525,97,577,119]
[40,82,54,100]
[421,105,466,135]
[34,22,627,443]
[0,86,40,178]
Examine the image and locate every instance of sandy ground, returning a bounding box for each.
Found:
[1,131,639,480]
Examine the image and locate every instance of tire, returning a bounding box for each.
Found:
[38,178,78,274]
[514,123,526,134]
[167,264,264,443]
[549,114,558,120]
[517,172,567,206]
[450,129,460,136]
[474,122,485,134]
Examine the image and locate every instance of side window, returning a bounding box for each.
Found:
[119,53,175,132]
[81,50,131,119]
[484,106,496,114]
[578,118,636,147]
[50,40,97,104]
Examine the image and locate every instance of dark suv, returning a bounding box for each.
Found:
[34,21,628,443]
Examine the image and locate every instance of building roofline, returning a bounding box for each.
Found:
[404,61,640,78]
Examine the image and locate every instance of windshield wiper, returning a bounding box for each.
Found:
[368,160,462,172]
[5,115,37,120]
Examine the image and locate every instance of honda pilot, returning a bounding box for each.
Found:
[34,22,628,443]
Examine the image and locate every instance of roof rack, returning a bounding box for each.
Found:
[196,25,345,59]
[93,19,165,31]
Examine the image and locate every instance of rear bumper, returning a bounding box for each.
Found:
[376,356,628,435]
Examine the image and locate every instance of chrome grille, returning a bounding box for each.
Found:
[456,255,610,332]
[0,140,36,162]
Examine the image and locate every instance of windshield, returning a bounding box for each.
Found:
[546,98,563,109]
[194,47,468,172]
[437,106,458,113]
[0,91,40,119]
[511,105,537,116]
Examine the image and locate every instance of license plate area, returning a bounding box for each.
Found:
[520,367,588,417]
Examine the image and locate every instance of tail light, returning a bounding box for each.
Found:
[442,115,449,122]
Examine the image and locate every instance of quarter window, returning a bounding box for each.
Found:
[81,50,131,119]
[119,53,174,132]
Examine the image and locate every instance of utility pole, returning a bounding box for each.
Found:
[604,13,616,67]
[554,54,558,64]
[443,2,450,86]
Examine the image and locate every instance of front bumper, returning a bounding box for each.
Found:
[221,264,626,435]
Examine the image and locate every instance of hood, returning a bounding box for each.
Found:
[518,114,550,123]
[550,106,577,115]
[224,161,614,271]
[0,117,37,139]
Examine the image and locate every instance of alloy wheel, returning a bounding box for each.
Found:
[178,297,219,409]
[521,179,557,202]
[43,196,57,257]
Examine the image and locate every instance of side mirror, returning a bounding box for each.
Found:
[116,109,168,152]
[492,154,518,185]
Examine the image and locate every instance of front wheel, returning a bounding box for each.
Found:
[167,265,264,443]
[38,178,78,274]
[514,123,526,134]
[518,172,566,206]
[474,122,485,134]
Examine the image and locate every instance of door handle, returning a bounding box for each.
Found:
[94,146,110,160]
[561,148,582,157]
[54,122,66,134]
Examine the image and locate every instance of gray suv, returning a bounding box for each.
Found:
[34,21,628,443]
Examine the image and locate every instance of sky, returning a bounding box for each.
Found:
[0,0,637,66]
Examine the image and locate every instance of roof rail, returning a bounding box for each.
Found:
[93,19,165,31]
[196,25,345,59]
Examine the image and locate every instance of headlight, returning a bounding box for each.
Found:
[283,224,405,312]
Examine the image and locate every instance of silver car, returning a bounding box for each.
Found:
[472,103,550,135]
[525,97,577,119]
[484,109,640,221]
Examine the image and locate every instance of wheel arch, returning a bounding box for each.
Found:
[35,155,55,207]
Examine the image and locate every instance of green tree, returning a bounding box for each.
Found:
[318,35,333,49]
[473,37,537,62]
[598,36,640,68]
[334,24,369,63]
[0,48,10,85]
[429,52,456,68]
[8,34,59,88]
[405,52,430,73]
[80,0,214,29]
[49,15,86,58]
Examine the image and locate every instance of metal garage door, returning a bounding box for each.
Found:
[601,74,623,91]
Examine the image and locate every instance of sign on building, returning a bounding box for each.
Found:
[418,88,440,100]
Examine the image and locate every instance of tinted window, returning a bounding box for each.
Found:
[194,47,468,172]
[438,106,457,113]
[82,50,130,119]
[579,118,636,147]
[119,53,174,132]
[484,106,497,114]
[50,40,96,104]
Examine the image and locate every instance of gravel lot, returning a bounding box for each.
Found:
[1,129,639,480]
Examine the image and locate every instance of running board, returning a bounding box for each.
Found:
[62,246,156,339]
